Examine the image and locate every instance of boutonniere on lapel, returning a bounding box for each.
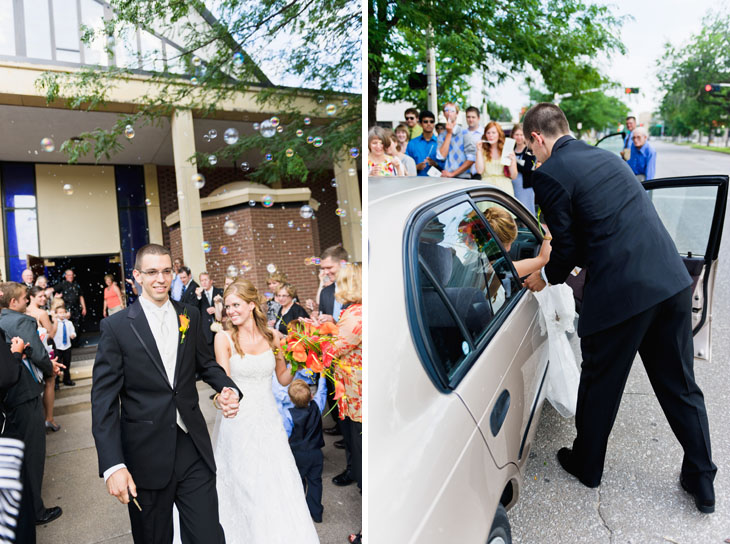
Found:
[179,310,190,344]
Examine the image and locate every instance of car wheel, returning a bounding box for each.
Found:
[487,504,511,544]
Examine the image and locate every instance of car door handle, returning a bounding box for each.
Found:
[490,389,511,437]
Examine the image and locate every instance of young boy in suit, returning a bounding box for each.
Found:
[286,379,325,523]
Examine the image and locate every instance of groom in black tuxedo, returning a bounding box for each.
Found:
[522,103,716,513]
[91,244,241,542]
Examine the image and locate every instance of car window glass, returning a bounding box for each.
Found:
[416,201,522,379]
[646,185,718,257]
[596,133,625,156]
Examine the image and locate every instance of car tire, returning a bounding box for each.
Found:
[487,504,511,544]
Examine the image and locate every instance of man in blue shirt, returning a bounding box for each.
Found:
[405,110,443,176]
[626,126,656,180]
[436,102,476,179]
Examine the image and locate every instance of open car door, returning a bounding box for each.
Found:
[595,132,626,157]
[643,175,728,361]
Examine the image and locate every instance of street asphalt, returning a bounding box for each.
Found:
[36,367,361,544]
[509,140,730,543]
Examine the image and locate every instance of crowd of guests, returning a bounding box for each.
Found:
[368,104,537,214]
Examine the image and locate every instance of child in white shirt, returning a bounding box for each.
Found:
[52,305,76,386]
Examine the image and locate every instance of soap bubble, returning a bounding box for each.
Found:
[192,173,205,189]
[303,117,311,125]
[304,257,312,266]
[307,136,314,144]
[264,291,273,299]
[265,153,273,161]
[342,99,349,106]
[223,220,238,235]
[208,129,217,139]
[299,204,314,219]
[124,125,135,139]
[286,148,294,157]
[226,265,238,277]
[224,128,239,145]
[266,263,277,274]
[331,179,338,187]
[296,129,304,137]
[326,104,336,116]
[240,161,250,172]
[260,119,276,138]
[317,95,324,103]
[177,191,185,200]
[192,56,201,67]
[248,199,256,207]
[202,241,211,253]
[312,257,321,265]
[350,147,359,158]
[348,168,356,176]
[262,195,274,207]
[253,122,260,131]
[270,117,280,127]
[233,52,244,65]
[267,223,274,229]
[276,126,283,133]
[41,137,55,152]
[208,155,217,166]
[313,137,323,147]
[190,76,199,85]
[335,208,346,217]
[287,220,294,228]
[145,198,152,206]
[241,260,251,272]
[220,246,229,255]
[63,183,74,195]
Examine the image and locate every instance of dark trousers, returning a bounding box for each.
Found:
[326,379,350,470]
[292,449,324,521]
[128,427,225,544]
[572,286,716,488]
[17,462,36,543]
[341,418,362,489]
[56,348,72,384]
[7,397,46,519]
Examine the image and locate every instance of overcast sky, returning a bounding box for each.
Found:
[471,0,728,121]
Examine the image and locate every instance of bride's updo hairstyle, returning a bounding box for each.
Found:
[222,278,275,356]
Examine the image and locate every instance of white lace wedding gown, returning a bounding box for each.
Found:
[214,332,320,543]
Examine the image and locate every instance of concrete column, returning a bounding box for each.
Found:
[143,164,163,245]
[333,149,362,262]
[170,109,205,277]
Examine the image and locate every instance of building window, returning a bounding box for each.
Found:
[2,163,39,281]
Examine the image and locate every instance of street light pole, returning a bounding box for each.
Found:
[426,27,438,114]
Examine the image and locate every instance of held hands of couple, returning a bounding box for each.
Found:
[217,387,240,418]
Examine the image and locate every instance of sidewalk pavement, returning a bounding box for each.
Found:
[37,359,361,544]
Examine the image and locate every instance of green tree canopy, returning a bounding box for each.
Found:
[37,0,361,184]
[657,10,730,141]
[369,0,626,122]
[485,100,512,122]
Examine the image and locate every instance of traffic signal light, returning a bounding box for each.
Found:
[408,72,427,90]
[705,84,722,93]
[624,87,639,94]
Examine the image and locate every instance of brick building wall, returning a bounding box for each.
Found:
[169,202,322,303]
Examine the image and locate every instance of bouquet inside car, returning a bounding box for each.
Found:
[279,320,346,401]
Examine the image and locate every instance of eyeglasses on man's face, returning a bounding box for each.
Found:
[421,119,435,124]
[405,116,416,121]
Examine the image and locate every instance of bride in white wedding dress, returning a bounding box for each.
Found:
[213,278,320,543]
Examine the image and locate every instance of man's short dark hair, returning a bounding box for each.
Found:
[523,103,570,141]
[134,244,172,270]
[435,122,446,131]
[404,107,419,118]
[419,110,435,123]
[321,245,349,262]
[0,282,26,309]
[465,106,480,117]
[626,116,636,122]
[179,266,192,277]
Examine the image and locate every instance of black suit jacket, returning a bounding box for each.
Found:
[319,283,335,317]
[197,287,224,344]
[288,401,324,452]
[533,135,690,337]
[179,280,200,307]
[91,299,238,489]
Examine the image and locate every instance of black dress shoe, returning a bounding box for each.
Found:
[63,380,76,386]
[334,439,345,449]
[557,448,600,488]
[36,506,62,525]
[323,426,342,436]
[680,474,715,514]
[332,470,354,486]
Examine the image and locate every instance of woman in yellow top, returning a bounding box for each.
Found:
[475,121,517,195]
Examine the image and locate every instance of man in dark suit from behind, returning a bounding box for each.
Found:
[195,272,223,350]
[522,103,716,513]
[0,282,63,526]
[177,266,199,307]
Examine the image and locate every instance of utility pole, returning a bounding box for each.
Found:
[426,27,438,114]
